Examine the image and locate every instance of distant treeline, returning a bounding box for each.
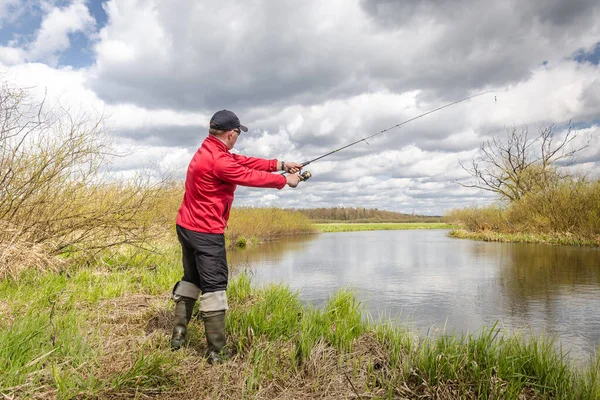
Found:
[295,207,442,223]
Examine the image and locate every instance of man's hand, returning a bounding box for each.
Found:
[286,173,302,188]
[284,162,303,174]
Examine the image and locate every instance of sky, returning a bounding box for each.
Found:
[1,0,599,215]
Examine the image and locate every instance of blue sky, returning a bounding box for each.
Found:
[0,0,107,67]
[59,0,106,66]
[573,42,600,65]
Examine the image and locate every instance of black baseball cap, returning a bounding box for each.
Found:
[209,110,248,132]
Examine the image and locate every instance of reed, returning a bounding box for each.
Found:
[226,207,317,247]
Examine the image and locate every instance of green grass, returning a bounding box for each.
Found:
[0,245,598,399]
[315,222,456,232]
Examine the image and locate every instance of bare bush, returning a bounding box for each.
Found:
[0,82,171,278]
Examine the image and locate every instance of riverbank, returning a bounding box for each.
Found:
[450,229,600,247]
[316,222,455,232]
[1,245,598,399]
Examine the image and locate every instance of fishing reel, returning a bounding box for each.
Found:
[299,171,312,182]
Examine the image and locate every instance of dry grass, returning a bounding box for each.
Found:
[158,338,398,400]
[0,300,11,329]
[0,225,63,280]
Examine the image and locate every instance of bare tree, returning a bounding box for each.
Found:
[458,124,589,202]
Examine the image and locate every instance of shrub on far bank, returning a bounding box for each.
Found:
[511,179,600,238]
[445,178,600,245]
[449,123,599,245]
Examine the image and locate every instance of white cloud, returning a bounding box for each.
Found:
[87,0,600,112]
[27,0,96,65]
[0,46,24,64]
[258,194,280,207]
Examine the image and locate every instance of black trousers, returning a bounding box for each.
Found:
[176,224,228,293]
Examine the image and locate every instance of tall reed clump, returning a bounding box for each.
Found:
[226,207,316,247]
[0,82,171,279]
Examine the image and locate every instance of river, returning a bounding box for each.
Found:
[228,229,600,364]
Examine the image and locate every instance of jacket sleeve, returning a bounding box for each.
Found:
[231,154,279,172]
[214,154,287,189]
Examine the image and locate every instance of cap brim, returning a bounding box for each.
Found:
[239,124,248,132]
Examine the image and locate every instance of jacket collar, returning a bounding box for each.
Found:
[205,134,229,152]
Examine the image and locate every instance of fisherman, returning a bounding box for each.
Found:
[170,109,303,362]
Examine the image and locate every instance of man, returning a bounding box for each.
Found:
[171,109,303,362]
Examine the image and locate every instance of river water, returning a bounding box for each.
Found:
[228,230,600,364]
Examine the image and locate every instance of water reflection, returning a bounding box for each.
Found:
[500,243,600,298]
[228,230,600,363]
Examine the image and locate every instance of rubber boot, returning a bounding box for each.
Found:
[170,296,196,350]
[201,310,228,363]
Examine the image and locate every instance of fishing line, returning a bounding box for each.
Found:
[285,90,494,182]
[300,90,494,168]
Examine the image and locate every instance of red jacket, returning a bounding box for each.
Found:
[176,135,287,233]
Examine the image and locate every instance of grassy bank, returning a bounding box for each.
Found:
[316,222,456,233]
[1,246,598,399]
[450,229,600,247]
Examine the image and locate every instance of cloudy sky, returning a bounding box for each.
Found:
[1,0,599,215]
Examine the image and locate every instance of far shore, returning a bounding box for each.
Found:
[314,222,455,232]
[313,223,600,247]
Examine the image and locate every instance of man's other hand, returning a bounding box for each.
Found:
[286,173,302,188]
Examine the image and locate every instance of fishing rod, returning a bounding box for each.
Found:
[295,90,494,182]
